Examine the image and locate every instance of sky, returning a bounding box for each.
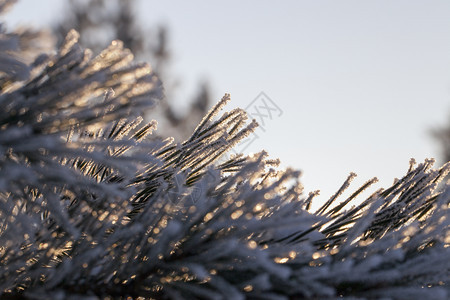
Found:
[3,0,450,204]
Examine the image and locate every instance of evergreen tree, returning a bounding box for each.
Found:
[434,114,450,164]
[53,0,211,141]
[0,1,448,299]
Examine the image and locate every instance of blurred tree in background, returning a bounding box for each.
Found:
[54,0,210,141]
[433,115,450,164]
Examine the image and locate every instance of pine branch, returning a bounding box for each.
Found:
[0,2,448,299]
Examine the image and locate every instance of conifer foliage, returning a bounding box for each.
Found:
[0,1,448,299]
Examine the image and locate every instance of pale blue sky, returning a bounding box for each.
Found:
[4,0,450,202]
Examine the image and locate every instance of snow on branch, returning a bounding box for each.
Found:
[0,2,448,299]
